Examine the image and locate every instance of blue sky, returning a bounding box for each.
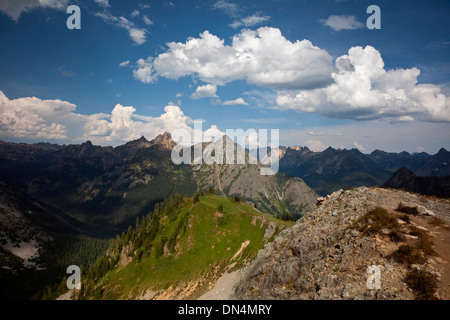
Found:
[0,0,449,153]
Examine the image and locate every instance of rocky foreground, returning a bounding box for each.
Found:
[230,187,450,300]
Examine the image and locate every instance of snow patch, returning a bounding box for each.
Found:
[1,239,40,267]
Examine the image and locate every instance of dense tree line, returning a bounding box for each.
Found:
[34,235,109,300]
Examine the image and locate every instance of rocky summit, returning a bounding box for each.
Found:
[231,187,450,300]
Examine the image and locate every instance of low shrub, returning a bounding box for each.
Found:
[405,268,439,300]
[391,244,426,265]
[355,207,399,235]
[409,227,436,256]
[399,214,410,223]
[389,230,406,242]
[396,202,420,215]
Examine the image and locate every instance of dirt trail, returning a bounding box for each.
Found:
[377,188,450,299]
[197,270,241,300]
[413,217,450,300]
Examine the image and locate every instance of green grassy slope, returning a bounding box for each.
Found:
[78,193,293,300]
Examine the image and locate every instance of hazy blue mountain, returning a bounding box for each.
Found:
[369,148,450,176]
[276,146,450,196]
[279,146,391,196]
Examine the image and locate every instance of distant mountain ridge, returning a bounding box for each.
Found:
[382,167,450,198]
[278,146,391,196]
[369,148,450,176]
[0,134,317,231]
[273,145,450,196]
[1,138,448,200]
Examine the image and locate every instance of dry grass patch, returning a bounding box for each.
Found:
[353,207,399,235]
[405,268,439,300]
[396,202,420,215]
[391,244,426,265]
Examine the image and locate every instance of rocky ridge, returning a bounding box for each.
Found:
[231,187,450,300]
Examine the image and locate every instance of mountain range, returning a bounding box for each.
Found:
[275,146,450,196]
[0,133,319,298]
[0,134,318,231]
[1,133,449,300]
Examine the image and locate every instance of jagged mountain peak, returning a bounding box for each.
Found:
[437,147,449,155]
[323,146,336,153]
[190,135,256,166]
[152,132,175,150]
[393,167,416,177]
[286,145,311,153]
[382,167,450,198]
[398,151,412,157]
[62,140,114,158]
[120,135,152,148]
[133,135,150,144]
[137,135,147,141]
[382,167,416,190]
[370,149,385,155]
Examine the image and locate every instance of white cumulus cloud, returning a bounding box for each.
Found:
[0,90,73,140]
[203,125,224,142]
[221,97,249,105]
[0,90,220,146]
[305,140,327,152]
[353,141,365,151]
[190,84,218,99]
[133,58,156,83]
[275,46,450,122]
[133,27,333,90]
